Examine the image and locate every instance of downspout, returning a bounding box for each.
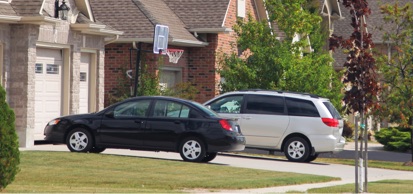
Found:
[104,35,119,45]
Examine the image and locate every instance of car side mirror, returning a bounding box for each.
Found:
[105,110,115,118]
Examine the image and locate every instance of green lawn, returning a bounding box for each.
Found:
[3,151,338,193]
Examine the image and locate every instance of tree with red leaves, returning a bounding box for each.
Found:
[329,0,380,193]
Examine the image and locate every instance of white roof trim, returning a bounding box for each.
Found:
[0,15,21,23]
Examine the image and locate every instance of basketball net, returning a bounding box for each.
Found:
[165,49,184,64]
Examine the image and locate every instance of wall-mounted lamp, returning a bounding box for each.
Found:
[54,0,70,20]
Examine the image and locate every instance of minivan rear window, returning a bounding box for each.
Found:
[286,98,319,117]
[323,102,342,119]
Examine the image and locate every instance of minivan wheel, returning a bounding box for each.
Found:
[179,137,206,162]
[66,128,93,153]
[284,137,310,162]
[305,153,319,162]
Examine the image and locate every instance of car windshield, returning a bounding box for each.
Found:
[191,101,219,117]
[323,101,342,119]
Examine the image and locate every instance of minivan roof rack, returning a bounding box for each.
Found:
[237,89,321,98]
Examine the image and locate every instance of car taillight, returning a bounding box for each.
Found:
[322,118,339,127]
[219,120,233,131]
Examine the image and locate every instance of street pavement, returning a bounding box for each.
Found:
[20,142,413,193]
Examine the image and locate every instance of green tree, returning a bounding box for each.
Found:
[0,85,20,191]
[329,0,381,192]
[374,1,413,161]
[218,0,343,109]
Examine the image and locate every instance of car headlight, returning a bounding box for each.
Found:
[48,119,61,126]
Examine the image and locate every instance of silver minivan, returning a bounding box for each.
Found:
[204,90,345,162]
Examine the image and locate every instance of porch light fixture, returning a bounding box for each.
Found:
[54,0,70,20]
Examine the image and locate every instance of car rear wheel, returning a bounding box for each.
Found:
[179,137,206,162]
[89,147,106,153]
[201,152,217,162]
[284,137,310,162]
[66,128,93,152]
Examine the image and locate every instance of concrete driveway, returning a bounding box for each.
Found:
[22,143,413,193]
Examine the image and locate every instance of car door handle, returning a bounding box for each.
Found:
[134,120,143,124]
[242,117,252,120]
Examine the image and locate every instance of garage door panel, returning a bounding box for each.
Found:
[34,48,62,140]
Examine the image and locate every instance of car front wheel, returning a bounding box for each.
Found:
[284,137,310,162]
[89,147,106,153]
[202,152,217,162]
[179,137,206,162]
[66,128,93,152]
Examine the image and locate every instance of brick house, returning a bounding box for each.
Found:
[91,0,343,107]
[89,0,262,106]
[0,0,122,147]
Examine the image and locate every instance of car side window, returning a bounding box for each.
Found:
[114,100,151,117]
[208,95,243,114]
[286,97,320,117]
[244,95,285,115]
[152,100,191,118]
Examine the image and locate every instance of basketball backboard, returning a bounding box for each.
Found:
[153,24,169,55]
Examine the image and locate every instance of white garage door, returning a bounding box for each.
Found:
[34,48,62,140]
[79,53,90,114]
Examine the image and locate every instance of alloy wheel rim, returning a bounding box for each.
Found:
[69,132,88,151]
[287,141,305,159]
[182,140,201,159]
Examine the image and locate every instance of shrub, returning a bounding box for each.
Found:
[342,121,354,139]
[161,82,199,101]
[375,127,411,152]
[0,86,20,191]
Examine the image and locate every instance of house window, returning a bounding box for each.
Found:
[46,64,59,74]
[237,0,246,18]
[80,72,87,82]
[159,67,182,91]
[35,63,43,74]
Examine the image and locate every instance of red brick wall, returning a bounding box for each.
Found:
[104,43,189,106]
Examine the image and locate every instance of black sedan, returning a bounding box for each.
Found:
[44,96,245,162]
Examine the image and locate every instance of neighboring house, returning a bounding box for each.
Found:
[90,0,264,106]
[0,0,122,147]
[91,0,343,108]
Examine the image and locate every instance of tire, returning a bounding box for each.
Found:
[305,153,319,162]
[66,128,93,152]
[284,137,310,162]
[179,137,206,162]
[89,147,106,153]
[201,152,217,162]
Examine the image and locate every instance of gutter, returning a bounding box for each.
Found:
[189,27,233,34]
[105,35,119,45]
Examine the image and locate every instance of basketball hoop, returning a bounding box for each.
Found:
[165,49,184,64]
